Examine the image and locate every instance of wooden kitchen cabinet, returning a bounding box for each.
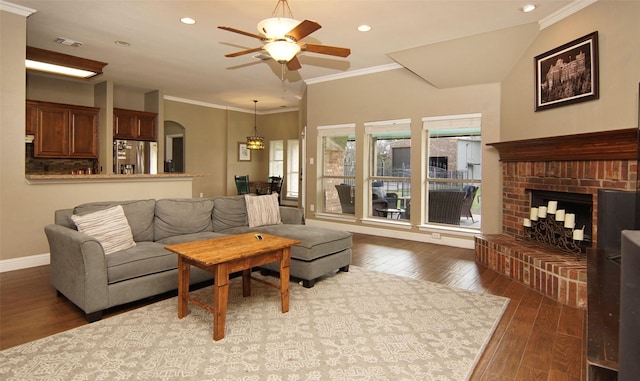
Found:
[114,108,157,141]
[25,101,37,135]
[27,100,99,158]
[69,108,100,157]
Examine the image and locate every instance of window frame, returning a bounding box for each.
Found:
[364,119,412,220]
[422,113,482,228]
[318,123,356,215]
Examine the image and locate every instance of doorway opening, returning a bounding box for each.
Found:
[165,121,185,173]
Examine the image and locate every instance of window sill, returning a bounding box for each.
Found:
[417,223,480,236]
[361,217,413,229]
[314,212,357,222]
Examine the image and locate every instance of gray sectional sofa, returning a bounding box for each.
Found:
[45,195,352,322]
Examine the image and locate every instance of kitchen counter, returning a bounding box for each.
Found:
[25,173,205,184]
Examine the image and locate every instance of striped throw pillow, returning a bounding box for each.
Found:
[71,205,136,255]
[245,193,282,228]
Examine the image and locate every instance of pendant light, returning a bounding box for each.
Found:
[246,100,265,150]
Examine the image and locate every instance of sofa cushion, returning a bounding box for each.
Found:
[212,196,248,232]
[223,224,352,262]
[245,193,282,228]
[74,199,156,242]
[71,205,136,255]
[105,242,177,284]
[154,198,214,241]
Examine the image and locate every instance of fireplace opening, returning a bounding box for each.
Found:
[528,189,593,253]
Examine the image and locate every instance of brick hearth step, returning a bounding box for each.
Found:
[475,234,587,308]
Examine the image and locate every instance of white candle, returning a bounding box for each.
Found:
[573,228,584,241]
[530,207,538,221]
[547,201,558,214]
[555,209,565,221]
[538,206,547,218]
[523,218,531,227]
[564,213,575,229]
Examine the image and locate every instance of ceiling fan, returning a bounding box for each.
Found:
[218,0,351,73]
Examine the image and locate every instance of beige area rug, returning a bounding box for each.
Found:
[0,266,509,381]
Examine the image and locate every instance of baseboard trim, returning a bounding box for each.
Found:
[0,253,50,273]
[305,219,475,249]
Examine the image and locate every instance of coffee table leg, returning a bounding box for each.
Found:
[177,256,190,318]
[242,268,251,297]
[280,248,291,313]
[213,264,229,341]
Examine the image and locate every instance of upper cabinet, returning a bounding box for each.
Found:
[27,100,99,158]
[114,108,157,141]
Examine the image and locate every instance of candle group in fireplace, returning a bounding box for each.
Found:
[523,199,582,241]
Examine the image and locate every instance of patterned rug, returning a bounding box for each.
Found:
[0,266,509,380]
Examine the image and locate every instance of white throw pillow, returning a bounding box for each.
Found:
[245,193,282,228]
[71,205,136,255]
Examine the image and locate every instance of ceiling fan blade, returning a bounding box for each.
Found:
[286,56,302,71]
[225,47,264,58]
[218,26,265,40]
[286,19,321,41]
[302,43,351,57]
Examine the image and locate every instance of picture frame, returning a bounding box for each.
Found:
[238,142,251,161]
[534,31,599,111]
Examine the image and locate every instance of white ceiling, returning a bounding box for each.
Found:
[8,0,583,112]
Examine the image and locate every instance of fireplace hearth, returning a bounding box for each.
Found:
[478,128,638,308]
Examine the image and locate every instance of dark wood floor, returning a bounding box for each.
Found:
[0,233,586,380]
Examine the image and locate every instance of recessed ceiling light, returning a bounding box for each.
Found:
[114,40,131,47]
[521,4,537,13]
[357,24,372,32]
[181,17,196,25]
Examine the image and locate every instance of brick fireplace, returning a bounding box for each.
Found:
[476,128,638,308]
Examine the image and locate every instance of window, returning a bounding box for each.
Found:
[269,140,284,177]
[318,124,356,214]
[423,114,482,228]
[286,139,299,198]
[365,119,411,220]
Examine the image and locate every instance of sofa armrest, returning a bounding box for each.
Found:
[45,224,109,315]
[280,206,304,225]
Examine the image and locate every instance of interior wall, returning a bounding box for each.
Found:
[163,100,227,198]
[26,73,95,106]
[305,68,502,236]
[501,0,640,140]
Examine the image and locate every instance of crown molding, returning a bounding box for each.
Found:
[163,95,298,115]
[539,0,598,30]
[0,0,36,17]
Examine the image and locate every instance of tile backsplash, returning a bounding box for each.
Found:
[25,143,99,175]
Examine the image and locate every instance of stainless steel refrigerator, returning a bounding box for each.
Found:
[113,140,158,174]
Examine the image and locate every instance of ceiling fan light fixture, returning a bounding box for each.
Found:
[264,40,300,63]
[257,17,300,40]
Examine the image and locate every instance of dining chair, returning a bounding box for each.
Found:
[234,175,250,195]
[267,176,283,204]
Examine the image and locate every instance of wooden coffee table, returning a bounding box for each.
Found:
[165,232,300,341]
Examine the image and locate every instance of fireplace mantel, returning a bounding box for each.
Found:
[487,128,638,162]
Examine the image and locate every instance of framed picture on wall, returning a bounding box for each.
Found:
[534,31,599,111]
[238,142,251,161]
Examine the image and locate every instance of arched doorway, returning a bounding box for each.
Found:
[164,121,185,173]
